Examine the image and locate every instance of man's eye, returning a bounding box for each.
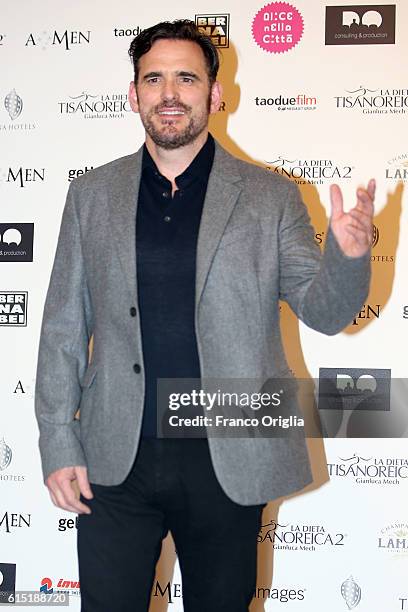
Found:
[147,77,159,83]
[181,77,194,83]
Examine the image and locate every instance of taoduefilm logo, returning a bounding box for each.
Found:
[252,2,304,54]
[255,93,317,111]
[325,5,396,46]
[0,166,45,187]
[0,292,28,326]
[327,453,408,485]
[386,152,408,182]
[258,519,346,551]
[378,522,408,557]
[334,86,407,115]
[195,14,230,47]
[58,91,131,119]
[40,577,80,597]
[25,29,91,51]
[0,437,25,483]
[0,224,34,262]
[265,156,352,185]
[113,26,142,38]
[341,576,361,609]
[1,89,36,132]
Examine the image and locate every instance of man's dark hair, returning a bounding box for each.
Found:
[128,19,219,85]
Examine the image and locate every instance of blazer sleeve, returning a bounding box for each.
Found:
[278,181,371,335]
[35,180,93,483]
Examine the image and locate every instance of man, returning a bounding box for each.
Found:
[35,20,374,612]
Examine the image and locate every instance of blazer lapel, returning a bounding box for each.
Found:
[195,142,243,306]
[107,147,143,302]
[107,140,243,307]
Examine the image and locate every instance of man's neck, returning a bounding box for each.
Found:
[145,130,209,193]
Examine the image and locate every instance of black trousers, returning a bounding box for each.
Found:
[77,438,265,611]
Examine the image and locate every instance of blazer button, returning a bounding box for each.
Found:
[130,306,137,317]
[133,363,141,373]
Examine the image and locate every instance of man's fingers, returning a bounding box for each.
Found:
[347,208,373,230]
[329,184,344,220]
[345,225,370,245]
[75,466,94,500]
[59,477,92,514]
[356,181,375,215]
[367,178,376,200]
[50,482,83,513]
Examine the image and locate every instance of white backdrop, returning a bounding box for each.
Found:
[1,1,407,610]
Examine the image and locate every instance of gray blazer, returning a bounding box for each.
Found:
[35,139,370,505]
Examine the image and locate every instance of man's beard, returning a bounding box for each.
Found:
[139,95,211,150]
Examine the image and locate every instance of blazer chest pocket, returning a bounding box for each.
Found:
[80,363,97,389]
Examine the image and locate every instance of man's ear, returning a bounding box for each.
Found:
[128,81,139,113]
[209,80,223,114]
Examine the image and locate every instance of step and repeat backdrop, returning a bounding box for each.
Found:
[1,0,407,610]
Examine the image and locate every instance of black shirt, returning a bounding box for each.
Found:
[136,134,215,437]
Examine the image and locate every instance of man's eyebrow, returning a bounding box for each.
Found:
[142,71,163,81]
[141,70,202,81]
[176,71,201,80]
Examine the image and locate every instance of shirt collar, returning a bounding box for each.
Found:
[141,133,215,188]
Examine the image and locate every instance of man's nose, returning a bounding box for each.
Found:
[161,78,179,102]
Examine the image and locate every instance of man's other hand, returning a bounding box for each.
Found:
[46,466,93,514]
[329,178,375,258]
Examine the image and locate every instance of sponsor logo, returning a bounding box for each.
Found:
[0,167,45,187]
[58,91,131,119]
[265,156,351,184]
[195,14,230,47]
[0,224,34,262]
[1,89,36,131]
[68,166,94,182]
[152,580,306,603]
[372,224,380,247]
[341,576,361,609]
[40,577,80,597]
[4,89,23,121]
[325,5,396,45]
[0,438,12,470]
[370,223,395,264]
[327,453,408,485]
[58,516,78,531]
[0,563,16,604]
[25,30,91,50]
[386,152,408,181]
[335,87,407,115]
[403,306,408,320]
[0,438,25,483]
[253,587,305,601]
[255,94,317,111]
[400,598,408,610]
[319,368,391,411]
[113,27,142,37]
[0,512,31,533]
[352,304,381,325]
[0,292,28,326]
[378,523,408,557]
[252,2,304,54]
[258,519,346,551]
[0,34,5,46]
